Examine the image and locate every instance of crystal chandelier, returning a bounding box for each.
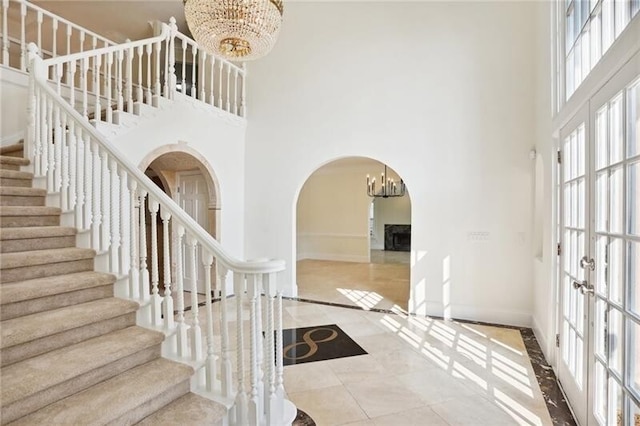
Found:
[366,165,406,198]
[184,0,284,61]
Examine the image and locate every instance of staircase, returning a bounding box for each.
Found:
[0,141,226,425]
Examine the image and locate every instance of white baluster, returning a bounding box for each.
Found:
[163,33,169,97]
[139,190,150,302]
[110,159,120,274]
[105,52,113,123]
[60,114,69,210]
[188,235,203,361]
[119,170,129,279]
[161,205,174,330]
[74,125,84,228]
[33,86,41,176]
[128,180,139,299]
[203,252,216,391]
[1,0,8,66]
[218,266,233,397]
[175,225,188,357]
[83,133,93,230]
[209,55,215,106]
[91,141,102,250]
[247,274,259,425]
[275,291,285,415]
[136,45,143,104]
[116,50,124,116]
[54,63,62,96]
[45,98,53,191]
[100,149,110,253]
[126,46,133,111]
[264,273,278,424]
[181,39,187,95]
[240,64,247,117]
[200,51,206,102]
[235,272,248,425]
[233,68,239,115]
[154,39,161,103]
[80,31,85,54]
[53,102,61,193]
[81,57,88,120]
[19,2,26,70]
[36,12,42,58]
[38,89,47,176]
[65,23,71,56]
[255,274,265,417]
[226,64,231,112]
[217,60,223,108]
[145,43,152,104]
[25,49,36,166]
[149,197,162,325]
[93,54,102,122]
[167,18,177,99]
[68,60,76,112]
[51,19,58,59]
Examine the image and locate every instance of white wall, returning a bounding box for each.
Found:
[531,0,555,364]
[296,161,371,262]
[245,1,542,326]
[0,69,28,144]
[371,195,412,251]
[109,95,247,260]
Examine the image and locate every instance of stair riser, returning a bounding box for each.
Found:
[1,285,114,321]
[0,178,31,187]
[0,259,93,283]
[1,150,25,158]
[0,235,76,253]
[107,380,191,426]
[0,215,60,227]
[1,313,136,367]
[0,163,20,171]
[1,345,161,424]
[0,195,45,207]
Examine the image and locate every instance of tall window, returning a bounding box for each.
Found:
[564,0,639,100]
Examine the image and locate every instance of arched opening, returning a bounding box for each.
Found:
[141,149,220,297]
[295,157,412,311]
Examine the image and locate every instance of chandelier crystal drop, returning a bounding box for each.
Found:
[184,0,284,61]
[366,165,406,198]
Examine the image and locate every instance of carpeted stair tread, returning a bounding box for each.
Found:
[0,142,24,156]
[0,169,33,180]
[0,226,76,241]
[1,297,139,349]
[0,326,165,409]
[0,187,46,197]
[0,206,60,216]
[137,392,226,426]
[0,156,29,166]
[0,271,115,305]
[0,247,94,269]
[8,358,194,426]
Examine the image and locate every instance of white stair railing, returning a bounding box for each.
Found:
[26,40,292,425]
[1,0,115,71]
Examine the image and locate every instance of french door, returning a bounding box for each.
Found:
[558,58,640,426]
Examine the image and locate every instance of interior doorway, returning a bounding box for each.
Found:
[295,157,411,311]
[142,149,220,295]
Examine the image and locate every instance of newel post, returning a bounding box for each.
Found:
[26,43,44,171]
[168,17,177,100]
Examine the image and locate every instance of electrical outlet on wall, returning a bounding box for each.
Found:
[467,231,490,241]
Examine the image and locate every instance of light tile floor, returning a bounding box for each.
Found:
[279,300,553,426]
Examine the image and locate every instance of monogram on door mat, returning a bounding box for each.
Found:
[281,324,367,366]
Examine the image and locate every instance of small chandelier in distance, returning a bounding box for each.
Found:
[366,165,406,198]
[184,0,284,61]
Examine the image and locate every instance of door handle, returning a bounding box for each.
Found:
[572,279,595,296]
[580,256,595,271]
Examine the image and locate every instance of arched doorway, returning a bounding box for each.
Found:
[295,157,412,311]
[141,148,220,294]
